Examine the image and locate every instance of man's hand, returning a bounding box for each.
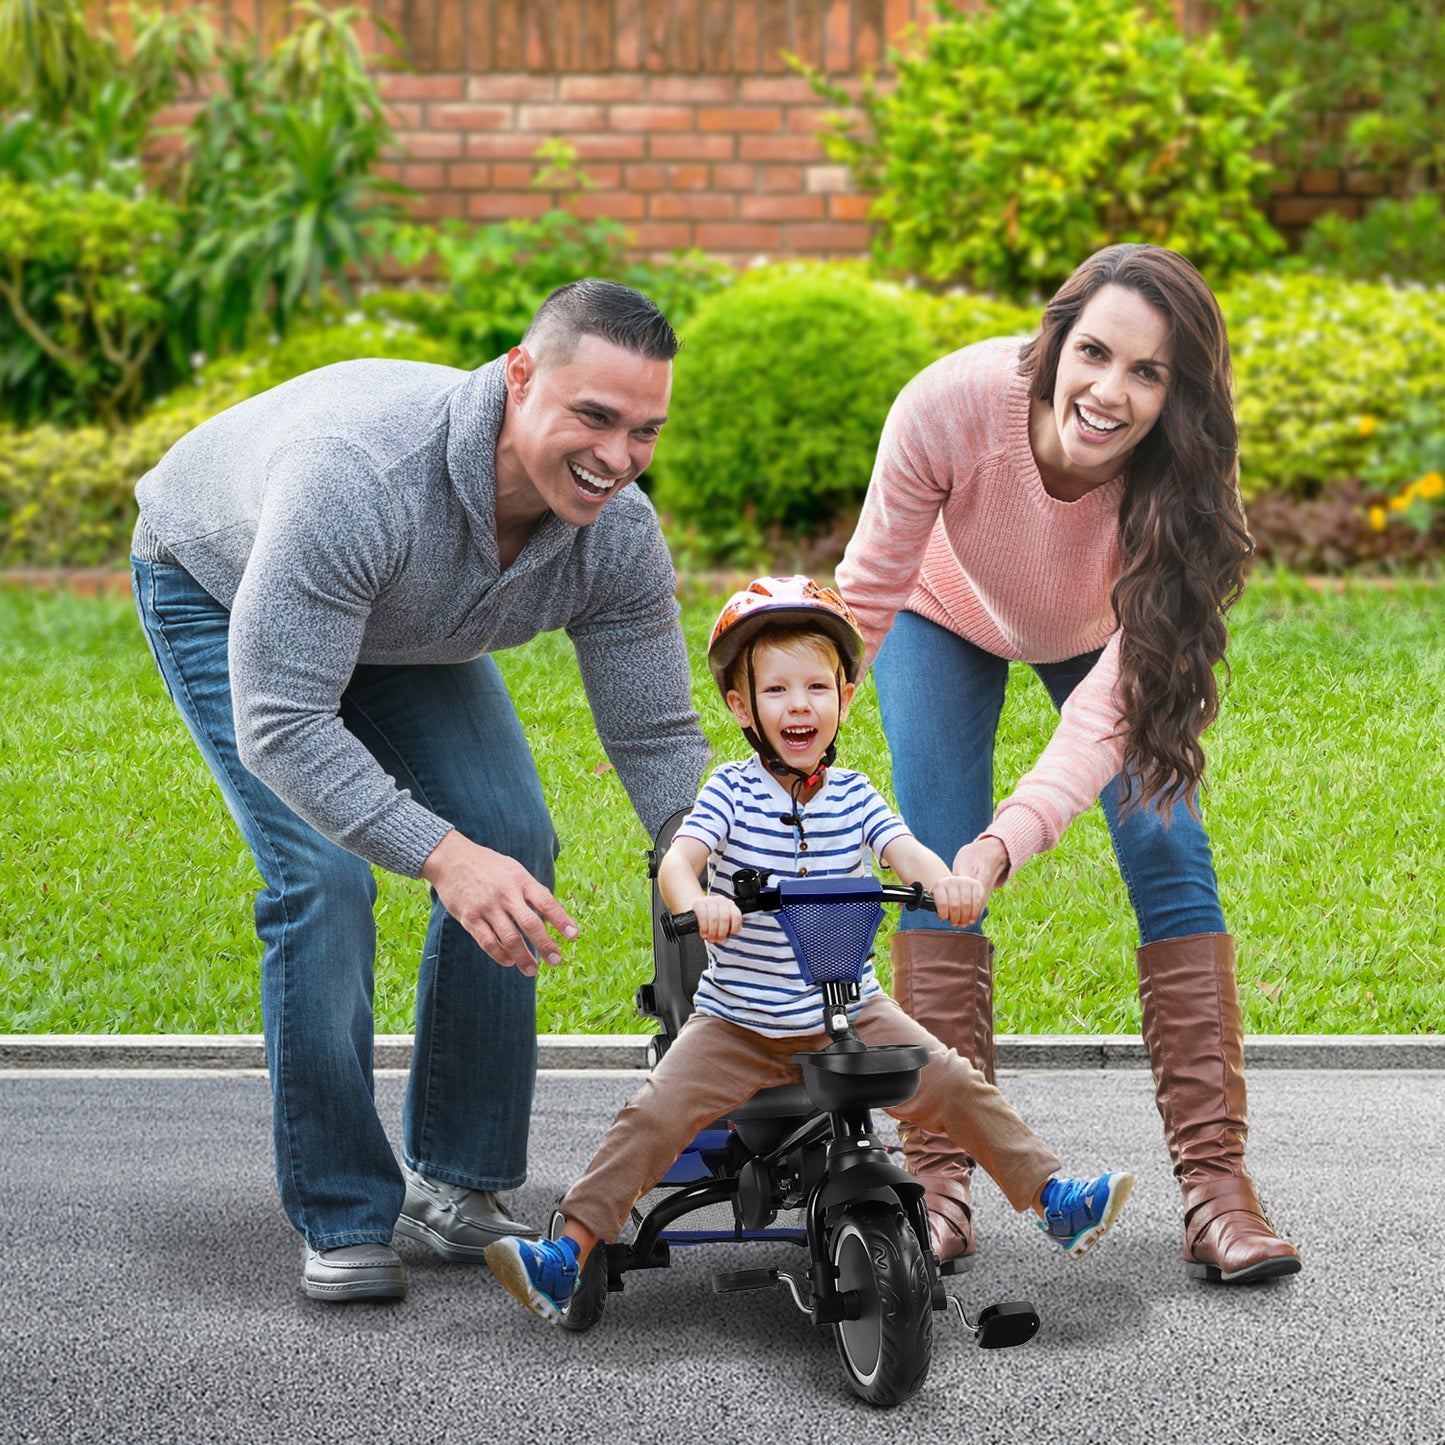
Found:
[691,895,743,944]
[928,872,986,928]
[420,830,578,977]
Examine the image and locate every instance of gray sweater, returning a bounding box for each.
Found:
[133,356,710,877]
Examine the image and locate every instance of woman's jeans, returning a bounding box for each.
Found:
[873,610,1226,944]
[132,558,557,1250]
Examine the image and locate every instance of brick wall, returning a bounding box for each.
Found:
[155,1,1367,262]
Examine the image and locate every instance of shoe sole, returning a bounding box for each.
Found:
[483,1239,563,1323]
[394,1212,536,1262]
[1186,1254,1303,1284]
[1059,1172,1135,1261]
[302,1276,407,1302]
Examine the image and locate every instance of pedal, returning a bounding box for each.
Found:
[947,1297,1040,1349]
[938,1254,977,1277]
[713,1267,779,1294]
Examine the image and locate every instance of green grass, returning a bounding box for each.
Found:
[1,574,1441,1036]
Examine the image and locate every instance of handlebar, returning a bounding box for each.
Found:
[661,870,937,942]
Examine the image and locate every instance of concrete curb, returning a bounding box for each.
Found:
[3,1032,1442,1072]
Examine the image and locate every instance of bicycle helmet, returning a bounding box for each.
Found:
[706,576,866,798]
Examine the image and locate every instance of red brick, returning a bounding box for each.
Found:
[491,163,538,189]
[784,222,872,251]
[399,162,447,189]
[410,192,467,221]
[651,193,738,220]
[805,163,852,193]
[648,77,738,103]
[760,165,805,191]
[578,163,622,187]
[828,194,873,221]
[560,75,647,102]
[786,104,831,134]
[738,76,818,104]
[519,103,607,132]
[1344,169,1388,196]
[698,106,784,133]
[388,102,424,130]
[447,163,494,188]
[466,192,555,220]
[631,222,695,250]
[570,134,649,161]
[649,134,736,160]
[624,163,670,191]
[740,135,827,162]
[375,161,403,184]
[464,134,554,160]
[430,104,514,131]
[713,163,760,190]
[381,74,466,102]
[610,104,696,132]
[1301,168,1342,195]
[1273,197,1358,226]
[696,222,783,250]
[572,192,648,221]
[467,75,558,102]
[397,131,466,160]
[741,194,825,221]
[667,164,712,190]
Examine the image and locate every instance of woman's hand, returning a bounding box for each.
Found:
[951,835,1010,904]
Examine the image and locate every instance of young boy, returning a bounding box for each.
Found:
[486,576,1132,1322]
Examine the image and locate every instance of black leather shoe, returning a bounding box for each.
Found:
[394,1169,538,1262]
[302,1243,407,1302]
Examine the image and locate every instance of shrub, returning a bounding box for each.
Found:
[649,266,937,561]
[1247,479,1445,574]
[1230,2,1445,193]
[0,313,454,567]
[1294,196,1445,285]
[1221,273,1445,499]
[804,0,1283,299]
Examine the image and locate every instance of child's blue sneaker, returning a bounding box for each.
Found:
[484,1234,580,1322]
[1038,1171,1134,1260]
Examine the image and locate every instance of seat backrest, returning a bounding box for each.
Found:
[635,808,710,1053]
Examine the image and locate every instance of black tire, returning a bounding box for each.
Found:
[829,1202,933,1406]
[549,1208,607,1333]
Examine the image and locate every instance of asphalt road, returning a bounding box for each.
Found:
[3,1067,1443,1445]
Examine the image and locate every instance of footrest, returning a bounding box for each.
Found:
[938,1254,976,1277]
[712,1267,779,1294]
[975,1300,1041,1350]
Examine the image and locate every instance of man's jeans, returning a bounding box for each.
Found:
[132,557,557,1249]
[873,610,1227,943]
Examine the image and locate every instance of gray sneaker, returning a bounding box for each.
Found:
[302,1243,407,1302]
[394,1169,538,1261]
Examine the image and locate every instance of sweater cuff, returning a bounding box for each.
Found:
[367,804,456,880]
[981,806,1051,882]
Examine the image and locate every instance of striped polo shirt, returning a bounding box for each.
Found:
[675,756,913,1037]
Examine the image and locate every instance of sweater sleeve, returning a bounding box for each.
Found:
[984,631,1128,875]
[567,522,712,840]
[227,439,453,877]
[835,373,955,672]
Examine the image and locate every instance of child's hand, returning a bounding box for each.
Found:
[692,895,743,943]
[929,872,985,928]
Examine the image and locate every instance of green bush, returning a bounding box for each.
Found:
[0,313,455,567]
[1294,195,1445,285]
[805,0,1283,299]
[1222,273,1445,499]
[649,266,937,560]
[1231,2,1445,193]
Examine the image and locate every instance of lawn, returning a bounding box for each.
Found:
[1,573,1441,1037]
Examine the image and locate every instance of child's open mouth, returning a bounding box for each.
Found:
[779,725,817,752]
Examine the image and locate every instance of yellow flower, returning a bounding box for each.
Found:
[1356,415,1378,438]
[1388,494,1409,512]
[1368,505,1387,532]
[1416,471,1444,500]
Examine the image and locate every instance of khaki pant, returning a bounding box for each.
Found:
[561,997,1062,1244]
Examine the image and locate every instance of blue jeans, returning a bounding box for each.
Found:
[132,558,557,1249]
[873,610,1226,944]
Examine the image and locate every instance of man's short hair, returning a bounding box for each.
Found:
[522,278,681,366]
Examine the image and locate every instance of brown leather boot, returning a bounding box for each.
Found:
[889,928,996,1262]
[1137,932,1301,1284]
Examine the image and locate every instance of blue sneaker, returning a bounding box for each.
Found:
[1038,1171,1134,1260]
[484,1234,580,1322]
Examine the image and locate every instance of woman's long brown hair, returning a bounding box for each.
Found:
[1018,243,1253,816]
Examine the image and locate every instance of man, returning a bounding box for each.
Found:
[130,280,710,1301]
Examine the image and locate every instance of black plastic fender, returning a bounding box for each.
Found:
[816,1154,925,1212]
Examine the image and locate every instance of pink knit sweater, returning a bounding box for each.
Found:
[837,337,1132,875]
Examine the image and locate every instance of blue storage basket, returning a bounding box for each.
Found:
[775,876,884,987]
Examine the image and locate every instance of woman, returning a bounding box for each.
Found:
[836,243,1300,1284]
